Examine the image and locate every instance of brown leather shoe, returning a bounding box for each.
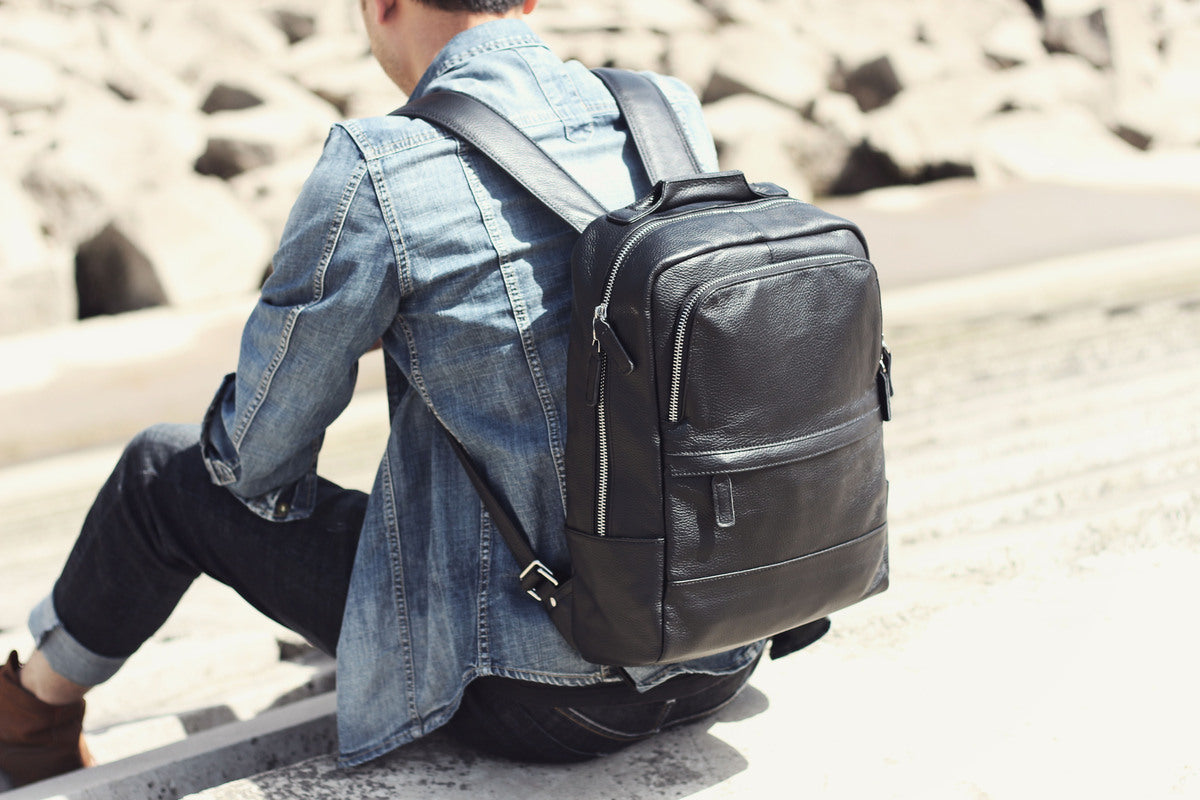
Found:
[0,651,93,789]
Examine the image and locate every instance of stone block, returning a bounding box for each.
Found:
[983,14,1049,68]
[664,30,719,97]
[1043,6,1112,69]
[290,52,403,118]
[858,75,1001,187]
[0,48,65,114]
[703,22,830,111]
[20,87,206,245]
[618,0,715,33]
[703,94,814,200]
[87,15,195,109]
[111,177,273,306]
[230,156,319,248]
[0,178,75,334]
[974,106,1140,185]
[996,53,1114,120]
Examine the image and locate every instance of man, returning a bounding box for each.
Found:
[0,0,762,786]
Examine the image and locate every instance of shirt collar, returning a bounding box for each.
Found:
[409,18,547,100]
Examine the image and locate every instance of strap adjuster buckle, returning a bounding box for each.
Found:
[520,560,560,606]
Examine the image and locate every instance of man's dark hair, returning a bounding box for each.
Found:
[415,0,524,12]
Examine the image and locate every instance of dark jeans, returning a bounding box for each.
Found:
[49,424,757,761]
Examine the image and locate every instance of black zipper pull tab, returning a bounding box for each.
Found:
[876,342,894,421]
[593,304,635,375]
[586,347,602,407]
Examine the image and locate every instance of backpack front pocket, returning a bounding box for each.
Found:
[666,256,881,441]
[663,400,887,582]
[658,407,889,661]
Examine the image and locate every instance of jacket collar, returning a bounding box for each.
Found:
[409,18,547,100]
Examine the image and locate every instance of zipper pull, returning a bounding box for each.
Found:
[586,347,602,406]
[876,342,894,421]
[593,304,635,375]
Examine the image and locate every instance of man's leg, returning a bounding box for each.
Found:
[2,423,366,788]
[446,654,761,762]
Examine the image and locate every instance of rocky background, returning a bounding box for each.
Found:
[2,0,1198,335]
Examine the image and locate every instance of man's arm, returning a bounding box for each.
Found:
[201,126,402,521]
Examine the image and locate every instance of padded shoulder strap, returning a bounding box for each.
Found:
[592,68,704,181]
[396,92,606,233]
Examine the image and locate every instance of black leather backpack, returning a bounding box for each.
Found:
[397,69,892,667]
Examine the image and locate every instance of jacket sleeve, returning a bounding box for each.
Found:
[201,125,401,521]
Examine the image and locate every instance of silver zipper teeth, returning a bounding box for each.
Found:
[668,257,815,422]
[595,361,609,536]
[594,197,796,536]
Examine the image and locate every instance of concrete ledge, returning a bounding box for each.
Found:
[3,694,335,800]
[883,232,1200,326]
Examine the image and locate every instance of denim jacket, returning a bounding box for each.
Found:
[200,19,762,767]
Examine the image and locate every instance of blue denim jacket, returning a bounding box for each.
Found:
[200,19,762,767]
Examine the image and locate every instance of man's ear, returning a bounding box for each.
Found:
[522,0,538,14]
[369,0,398,24]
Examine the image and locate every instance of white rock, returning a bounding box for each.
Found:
[98,17,196,109]
[694,0,777,26]
[1104,0,1163,94]
[1116,65,1200,149]
[293,54,404,119]
[113,177,273,306]
[705,22,830,110]
[528,2,627,35]
[0,48,65,113]
[811,91,867,145]
[664,30,720,97]
[862,74,1008,184]
[996,54,1114,121]
[137,4,291,85]
[0,178,75,334]
[1163,25,1200,73]
[612,30,672,73]
[982,15,1048,68]
[616,0,715,33]
[703,94,815,199]
[974,106,1155,187]
[1043,7,1112,70]
[230,156,321,249]
[1041,0,1106,14]
[20,87,205,244]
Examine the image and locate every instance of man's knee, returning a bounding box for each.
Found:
[121,424,203,485]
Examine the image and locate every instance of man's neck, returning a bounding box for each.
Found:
[393,4,525,94]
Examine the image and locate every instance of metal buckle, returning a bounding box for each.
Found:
[520,560,559,604]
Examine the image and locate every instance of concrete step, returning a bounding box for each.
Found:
[3,233,1198,799]
[2,694,337,800]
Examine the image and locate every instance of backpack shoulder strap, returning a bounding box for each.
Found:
[592,68,704,181]
[393,69,705,231]
[395,92,605,233]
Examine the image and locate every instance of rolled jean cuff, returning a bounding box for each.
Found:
[28,595,125,686]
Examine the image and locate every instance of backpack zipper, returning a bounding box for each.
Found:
[591,197,794,536]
